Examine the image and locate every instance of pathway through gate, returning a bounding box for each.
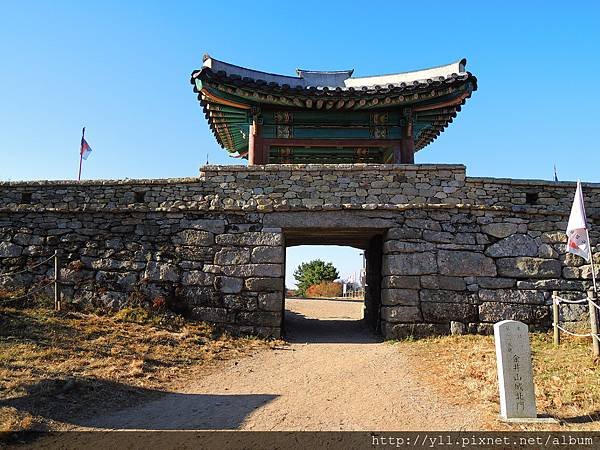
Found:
[73,299,484,431]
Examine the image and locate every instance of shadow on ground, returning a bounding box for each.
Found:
[1,377,277,430]
[283,309,382,344]
[558,411,600,424]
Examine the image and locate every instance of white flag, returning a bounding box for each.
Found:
[566,180,591,261]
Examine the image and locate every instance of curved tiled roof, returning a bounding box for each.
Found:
[191,55,477,156]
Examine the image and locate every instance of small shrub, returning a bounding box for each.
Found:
[114,307,154,325]
[152,296,166,310]
[305,281,342,298]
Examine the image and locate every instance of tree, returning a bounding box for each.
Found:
[293,259,339,297]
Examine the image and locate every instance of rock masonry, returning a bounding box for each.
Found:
[1,164,598,339]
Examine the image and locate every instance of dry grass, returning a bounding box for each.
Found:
[396,332,600,430]
[0,305,282,431]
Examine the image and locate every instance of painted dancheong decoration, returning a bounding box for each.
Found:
[191,55,477,165]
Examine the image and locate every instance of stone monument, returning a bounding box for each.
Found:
[494,320,538,421]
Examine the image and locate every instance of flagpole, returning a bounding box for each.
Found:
[78,127,85,181]
[585,228,598,294]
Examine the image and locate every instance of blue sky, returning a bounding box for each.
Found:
[1,1,599,286]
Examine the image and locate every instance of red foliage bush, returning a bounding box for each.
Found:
[152,296,166,309]
[305,281,343,299]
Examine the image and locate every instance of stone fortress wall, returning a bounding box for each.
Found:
[1,164,598,339]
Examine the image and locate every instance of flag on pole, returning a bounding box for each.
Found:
[80,136,92,160]
[566,180,591,261]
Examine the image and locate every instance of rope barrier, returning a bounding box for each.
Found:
[0,255,55,277]
[553,295,588,304]
[553,295,600,311]
[555,324,600,340]
[0,280,55,304]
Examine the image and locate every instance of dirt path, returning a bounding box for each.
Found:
[73,299,485,431]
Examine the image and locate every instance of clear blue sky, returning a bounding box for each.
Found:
[2,1,598,282]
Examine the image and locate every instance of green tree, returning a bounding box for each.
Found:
[293,259,339,297]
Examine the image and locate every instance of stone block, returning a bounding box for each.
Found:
[540,231,566,244]
[144,261,179,282]
[215,232,282,247]
[481,223,517,238]
[0,242,22,258]
[382,275,420,289]
[173,230,213,246]
[559,304,588,322]
[476,277,515,289]
[245,277,284,292]
[496,257,561,278]
[258,292,283,311]
[223,294,257,310]
[516,279,585,291]
[479,303,549,323]
[182,270,214,286]
[478,289,546,305]
[13,233,43,246]
[386,227,423,240]
[183,219,225,234]
[97,291,128,309]
[538,243,558,258]
[382,322,449,340]
[381,289,419,306]
[485,234,538,258]
[420,289,478,304]
[221,264,283,278]
[179,286,220,306]
[236,311,281,327]
[421,302,478,323]
[437,250,496,277]
[189,306,228,323]
[381,305,422,323]
[175,246,215,262]
[422,230,476,244]
[420,275,466,291]
[450,321,466,335]
[218,276,244,294]
[404,219,442,231]
[382,252,437,276]
[251,246,284,263]
[562,266,580,279]
[383,241,434,253]
[214,248,251,265]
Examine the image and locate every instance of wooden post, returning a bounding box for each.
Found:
[400,108,415,164]
[552,294,560,346]
[248,121,256,166]
[248,110,264,165]
[588,289,599,358]
[54,250,61,311]
[392,143,402,164]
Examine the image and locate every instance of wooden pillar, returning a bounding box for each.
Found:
[392,144,402,164]
[248,113,266,165]
[400,108,415,164]
[248,120,257,165]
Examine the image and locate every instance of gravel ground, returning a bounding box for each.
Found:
[68,299,484,431]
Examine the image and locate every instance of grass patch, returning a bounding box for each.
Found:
[396,332,600,429]
[0,306,282,431]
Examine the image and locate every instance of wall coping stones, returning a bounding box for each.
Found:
[467,177,600,189]
[200,163,467,174]
[0,177,202,187]
[0,164,598,219]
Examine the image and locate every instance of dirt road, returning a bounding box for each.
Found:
[75,299,484,431]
